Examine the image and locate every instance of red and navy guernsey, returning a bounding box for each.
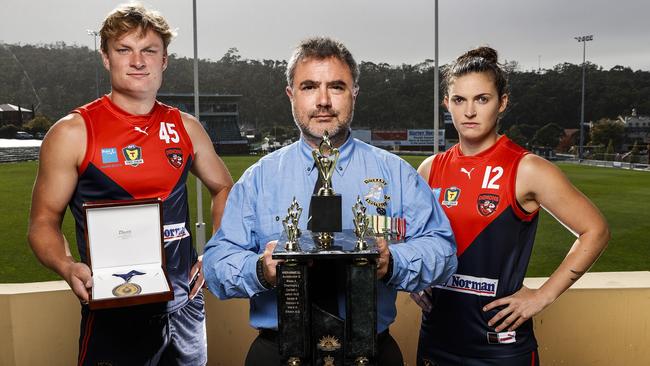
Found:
[420,135,540,358]
[70,96,196,313]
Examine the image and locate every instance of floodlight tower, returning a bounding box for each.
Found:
[575,34,593,160]
[433,0,440,153]
[87,30,100,99]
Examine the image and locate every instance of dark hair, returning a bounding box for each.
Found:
[443,46,508,97]
[286,37,359,88]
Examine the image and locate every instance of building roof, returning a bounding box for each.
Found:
[0,104,32,112]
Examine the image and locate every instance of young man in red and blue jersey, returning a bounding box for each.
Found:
[28,4,233,365]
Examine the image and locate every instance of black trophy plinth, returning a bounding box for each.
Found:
[308,195,342,233]
[274,230,378,366]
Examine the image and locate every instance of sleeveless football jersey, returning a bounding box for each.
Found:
[420,135,539,357]
[69,96,196,313]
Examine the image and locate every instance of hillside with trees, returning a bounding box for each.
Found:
[2,43,649,141]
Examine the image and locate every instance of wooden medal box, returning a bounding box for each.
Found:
[83,198,173,310]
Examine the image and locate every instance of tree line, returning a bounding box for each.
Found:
[2,43,649,146]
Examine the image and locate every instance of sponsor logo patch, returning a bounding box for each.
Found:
[122,144,144,167]
[477,193,500,216]
[487,331,516,344]
[101,147,118,163]
[436,274,498,297]
[363,178,391,208]
[442,186,461,207]
[163,222,190,242]
[165,147,183,168]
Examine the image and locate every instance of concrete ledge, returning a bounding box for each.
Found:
[524,271,650,289]
[1,272,648,365]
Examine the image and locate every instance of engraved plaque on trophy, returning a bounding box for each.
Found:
[273,133,379,366]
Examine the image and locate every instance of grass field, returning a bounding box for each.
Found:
[0,156,648,283]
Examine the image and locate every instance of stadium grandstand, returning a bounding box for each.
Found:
[158,93,248,154]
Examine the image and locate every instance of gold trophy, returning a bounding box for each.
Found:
[312,131,340,197]
[352,196,372,251]
[310,131,342,249]
[273,133,378,365]
[283,197,303,252]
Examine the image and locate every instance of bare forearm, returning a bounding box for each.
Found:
[210,186,231,234]
[537,227,609,304]
[28,224,76,278]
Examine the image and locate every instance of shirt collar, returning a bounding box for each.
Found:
[299,130,355,177]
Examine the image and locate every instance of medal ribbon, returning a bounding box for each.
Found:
[112,270,146,283]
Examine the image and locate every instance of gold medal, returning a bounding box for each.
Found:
[111,270,146,297]
[112,282,142,297]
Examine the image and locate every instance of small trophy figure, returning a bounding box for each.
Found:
[312,131,340,197]
[283,197,303,251]
[352,196,372,251]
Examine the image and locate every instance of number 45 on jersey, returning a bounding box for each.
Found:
[159,122,179,144]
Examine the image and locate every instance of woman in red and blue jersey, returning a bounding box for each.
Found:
[412,46,610,366]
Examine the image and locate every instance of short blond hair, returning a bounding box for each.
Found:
[100,3,175,53]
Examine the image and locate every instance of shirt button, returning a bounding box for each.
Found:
[338,166,343,171]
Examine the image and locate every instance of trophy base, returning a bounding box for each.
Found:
[275,230,378,365]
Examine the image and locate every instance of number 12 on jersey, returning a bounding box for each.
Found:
[159,122,179,143]
[481,166,503,189]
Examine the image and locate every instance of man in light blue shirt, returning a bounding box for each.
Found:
[203,37,457,365]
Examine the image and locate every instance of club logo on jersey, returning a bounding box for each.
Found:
[363,178,390,209]
[487,331,517,344]
[442,187,461,207]
[165,147,183,168]
[477,193,500,216]
[435,274,498,297]
[163,222,190,242]
[122,144,144,167]
[101,147,118,164]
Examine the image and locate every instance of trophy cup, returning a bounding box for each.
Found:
[273,133,379,366]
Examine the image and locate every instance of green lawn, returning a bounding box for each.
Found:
[0,157,647,283]
[529,163,650,275]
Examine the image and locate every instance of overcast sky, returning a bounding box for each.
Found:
[1,0,649,71]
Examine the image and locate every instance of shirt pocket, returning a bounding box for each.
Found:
[256,210,285,252]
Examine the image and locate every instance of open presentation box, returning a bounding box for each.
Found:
[83,198,173,309]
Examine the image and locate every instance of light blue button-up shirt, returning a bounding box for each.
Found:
[203,135,457,332]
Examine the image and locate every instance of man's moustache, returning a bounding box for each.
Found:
[309,109,338,118]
